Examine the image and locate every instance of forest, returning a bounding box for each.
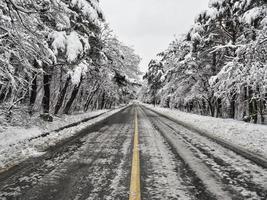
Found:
[1,0,267,126]
[140,0,267,124]
[0,0,141,123]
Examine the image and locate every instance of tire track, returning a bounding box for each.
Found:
[141,106,267,199]
[0,107,134,200]
[138,107,217,200]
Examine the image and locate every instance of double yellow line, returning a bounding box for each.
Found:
[129,109,141,200]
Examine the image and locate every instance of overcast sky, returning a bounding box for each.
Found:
[100,0,210,73]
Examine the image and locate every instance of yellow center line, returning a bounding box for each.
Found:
[129,108,141,200]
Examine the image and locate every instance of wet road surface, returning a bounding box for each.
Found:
[0,105,267,200]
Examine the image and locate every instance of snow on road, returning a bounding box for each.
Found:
[1,104,266,199]
[141,106,267,199]
[0,106,133,200]
[0,106,126,172]
[138,108,191,199]
[142,104,267,158]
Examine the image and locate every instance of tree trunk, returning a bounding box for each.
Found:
[207,97,215,117]
[214,98,220,118]
[229,94,236,119]
[42,73,52,114]
[63,76,83,114]
[208,101,215,117]
[247,87,258,123]
[153,90,156,107]
[84,83,100,111]
[29,73,38,115]
[0,84,7,103]
[54,75,71,115]
[259,99,264,124]
[100,92,105,109]
[230,100,235,119]
[251,98,258,123]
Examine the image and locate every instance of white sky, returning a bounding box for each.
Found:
[100,0,210,73]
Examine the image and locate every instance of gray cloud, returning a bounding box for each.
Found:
[100,0,210,72]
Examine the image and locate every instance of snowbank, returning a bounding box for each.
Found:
[40,109,109,132]
[142,104,267,158]
[0,106,126,172]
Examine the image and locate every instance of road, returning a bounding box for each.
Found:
[0,105,267,200]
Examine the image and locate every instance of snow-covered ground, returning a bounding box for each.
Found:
[142,104,267,159]
[39,109,109,132]
[0,106,126,172]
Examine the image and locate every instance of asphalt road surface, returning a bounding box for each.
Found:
[0,105,267,200]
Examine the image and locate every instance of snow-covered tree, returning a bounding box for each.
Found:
[143,59,164,106]
[140,0,267,124]
[0,0,141,122]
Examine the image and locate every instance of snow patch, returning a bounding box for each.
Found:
[70,61,88,85]
[56,14,71,30]
[71,0,100,23]
[48,31,90,63]
[49,31,66,56]
[0,127,42,147]
[66,31,83,62]
[242,6,267,24]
